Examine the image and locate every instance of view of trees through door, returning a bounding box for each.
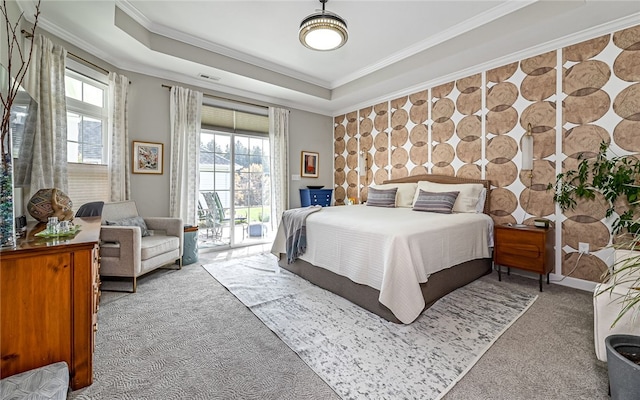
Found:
[198,129,273,248]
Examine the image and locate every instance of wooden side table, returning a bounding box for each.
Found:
[493,224,555,291]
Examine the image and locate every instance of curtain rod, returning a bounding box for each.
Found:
[161,84,268,110]
[21,29,110,75]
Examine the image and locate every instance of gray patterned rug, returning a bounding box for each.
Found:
[204,254,538,400]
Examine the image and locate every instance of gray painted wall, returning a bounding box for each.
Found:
[125,72,174,217]
[288,110,334,208]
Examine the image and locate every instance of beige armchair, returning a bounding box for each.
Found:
[100,201,183,292]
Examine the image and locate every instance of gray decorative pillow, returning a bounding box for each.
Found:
[413,190,459,214]
[106,216,150,236]
[367,187,398,208]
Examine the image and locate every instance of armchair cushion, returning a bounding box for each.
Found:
[105,216,150,236]
[141,235,180,260]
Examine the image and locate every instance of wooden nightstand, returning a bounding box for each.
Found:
[493,224,555,291]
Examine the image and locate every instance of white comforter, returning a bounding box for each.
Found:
[272,205,494,323]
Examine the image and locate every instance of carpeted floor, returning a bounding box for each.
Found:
[203,253,538,400]
[70,249,610,399]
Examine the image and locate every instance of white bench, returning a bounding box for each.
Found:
[594,249,640,362]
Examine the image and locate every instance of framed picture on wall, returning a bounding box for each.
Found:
[132,141,164,174]
[301,151,319,178]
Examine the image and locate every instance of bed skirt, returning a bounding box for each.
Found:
[278,255,493,324]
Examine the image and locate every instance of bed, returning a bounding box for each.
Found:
[271,174,494,324]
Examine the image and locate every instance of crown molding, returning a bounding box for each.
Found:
[330,0,538,89]
[33,17,120,68]
[117,58,334,116]
[115,0,332,89]
[331,11,640,116]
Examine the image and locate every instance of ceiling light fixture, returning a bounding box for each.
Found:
[299,0,348,51]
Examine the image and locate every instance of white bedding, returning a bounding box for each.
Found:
[272,205,494,323]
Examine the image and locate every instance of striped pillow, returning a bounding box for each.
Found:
[366,187,398,208]
[413,190,459,214]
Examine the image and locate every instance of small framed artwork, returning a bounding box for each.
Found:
[301,151,319,178]
[132,141,164,174]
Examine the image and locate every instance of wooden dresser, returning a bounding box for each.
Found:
[0,216,101,390]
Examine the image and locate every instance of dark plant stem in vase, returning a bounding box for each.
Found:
[0,0,41,247]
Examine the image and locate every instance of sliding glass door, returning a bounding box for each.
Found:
[199,129,272,248]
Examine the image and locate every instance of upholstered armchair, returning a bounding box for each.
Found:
[100,201,183,292]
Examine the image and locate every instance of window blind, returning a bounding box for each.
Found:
[201,105,268,135]
[67,163,109,213]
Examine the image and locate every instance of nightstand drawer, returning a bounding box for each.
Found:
[494,229,546,273]
[495,243,544,272]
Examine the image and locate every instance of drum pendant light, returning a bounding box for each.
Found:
[299,0,348,51]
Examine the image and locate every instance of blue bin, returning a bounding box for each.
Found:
[181,225,199,265]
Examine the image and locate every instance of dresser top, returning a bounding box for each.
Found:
[0,216,101,255]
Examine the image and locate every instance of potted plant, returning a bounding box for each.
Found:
[548,142,640,399]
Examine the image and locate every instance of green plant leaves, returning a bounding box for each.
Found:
[548,142,640,233]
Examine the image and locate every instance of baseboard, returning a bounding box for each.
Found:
[549,274,598,292]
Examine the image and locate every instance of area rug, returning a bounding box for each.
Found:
[204,253,538,400]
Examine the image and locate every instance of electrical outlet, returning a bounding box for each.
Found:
[578,242,589,254]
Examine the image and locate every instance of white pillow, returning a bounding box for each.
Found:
[371,183,417,208]
[412,181,485,213]
[475,187,487,213]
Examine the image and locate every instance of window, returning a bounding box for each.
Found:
[9,62,110,212]
[65,70,108,164]
[64,66,109,210]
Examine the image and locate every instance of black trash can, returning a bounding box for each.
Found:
[181,225,199,265]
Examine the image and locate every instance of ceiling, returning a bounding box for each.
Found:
[18,0,640,115]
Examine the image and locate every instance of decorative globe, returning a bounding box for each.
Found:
[27,188,73,222]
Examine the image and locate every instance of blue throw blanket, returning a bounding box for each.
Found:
[283,206,322,263]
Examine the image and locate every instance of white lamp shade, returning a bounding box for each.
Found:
[521,134,534,170]
[359,152,366,176]
[303,27,343,50]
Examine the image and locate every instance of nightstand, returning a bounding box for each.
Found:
[299,189,333,207]
[493,224,555,291]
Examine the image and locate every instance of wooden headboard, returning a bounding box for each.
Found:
[382,174,491,215]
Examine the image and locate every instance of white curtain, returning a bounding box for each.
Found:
[269,107,289,227]
[169,86,202,226]
[108,72,130,201]
[15,34,68,195]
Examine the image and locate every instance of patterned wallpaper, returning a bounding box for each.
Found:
[333,24,640,283]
